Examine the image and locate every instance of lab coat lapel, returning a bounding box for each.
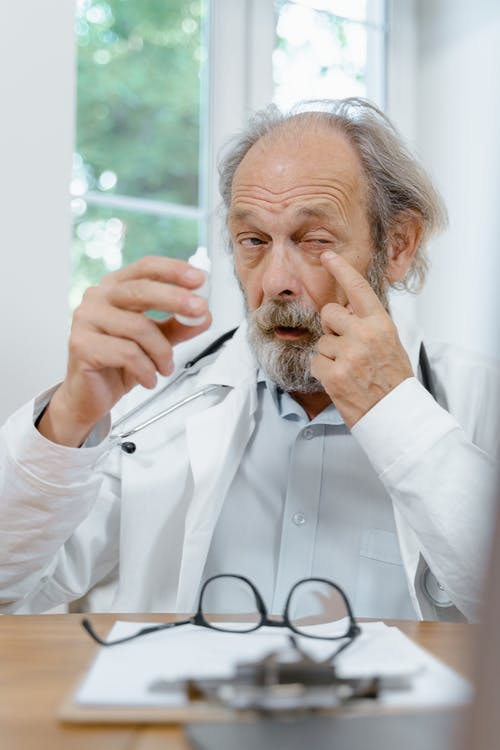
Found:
[175,324,259,612]
[176,380,257,612]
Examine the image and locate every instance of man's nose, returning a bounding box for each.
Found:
[261,244,300,299]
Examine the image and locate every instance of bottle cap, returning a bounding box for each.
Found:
[188,246,211,273]
[174,246,210,326]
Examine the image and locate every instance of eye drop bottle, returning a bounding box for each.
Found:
[175,246,211,326]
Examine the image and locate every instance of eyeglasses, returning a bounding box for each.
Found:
[83,574,360,658]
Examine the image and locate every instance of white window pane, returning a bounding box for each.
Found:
[294,0,367,20]
[276,0,385,26]
[273,1,386,110]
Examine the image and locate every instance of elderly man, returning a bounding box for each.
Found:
[0,98,497,620]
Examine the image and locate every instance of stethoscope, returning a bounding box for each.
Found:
[112,328,237,453]
[112,328,437,454]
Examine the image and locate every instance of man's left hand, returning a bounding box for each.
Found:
[310,251,414,429]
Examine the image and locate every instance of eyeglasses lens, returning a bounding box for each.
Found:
[201,576,261,632]
[287,580,350,638]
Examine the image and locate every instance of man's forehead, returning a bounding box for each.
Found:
[231,125,365,205]
[240,121,360,168]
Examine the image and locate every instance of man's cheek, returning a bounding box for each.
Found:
[313,282,346,310]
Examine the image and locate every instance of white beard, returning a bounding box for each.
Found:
[246,299,324,393]
[244,256,389,393]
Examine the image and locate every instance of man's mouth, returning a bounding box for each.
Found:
[273,326,310,340]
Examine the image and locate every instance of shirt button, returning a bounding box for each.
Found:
[303,427,314,440]
[293,512,307,526]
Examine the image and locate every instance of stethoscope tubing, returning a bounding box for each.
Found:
[110,328,237,444]
[112,384,221,441]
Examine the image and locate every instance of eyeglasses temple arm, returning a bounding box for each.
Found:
[81,617,192,646]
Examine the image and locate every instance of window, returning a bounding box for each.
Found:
[70,0,387,315]
[273,0,387,109]
[71,0,208,310]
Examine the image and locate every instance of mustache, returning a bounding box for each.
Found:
[252,299,323,339]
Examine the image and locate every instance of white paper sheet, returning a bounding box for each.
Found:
[75,620,472,709]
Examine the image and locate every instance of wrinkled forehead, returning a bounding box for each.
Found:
[230,119,367,211]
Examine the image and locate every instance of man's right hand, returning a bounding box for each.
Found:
[38,255,211,447]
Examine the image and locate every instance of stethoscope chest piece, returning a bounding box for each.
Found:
[121,441,137,454]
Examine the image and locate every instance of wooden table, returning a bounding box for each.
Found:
[0,614,477,750]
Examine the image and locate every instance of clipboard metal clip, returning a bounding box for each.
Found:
[149,645,380,713]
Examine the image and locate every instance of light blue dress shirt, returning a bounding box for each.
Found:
[203,372,415,620]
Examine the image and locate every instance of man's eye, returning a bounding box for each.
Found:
[300,237,335,250]
[304,237,333,244]
[241,237,264,247]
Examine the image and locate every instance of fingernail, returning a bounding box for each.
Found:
[187,295,206,313]
[184,267,203,283]
[322,251,338,261]
[160,356,173,374]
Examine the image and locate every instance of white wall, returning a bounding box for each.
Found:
[416,0,500,360]
[0,2,75,423]
[389,0,500,360]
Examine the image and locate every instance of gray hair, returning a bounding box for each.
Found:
[218,98,447,292]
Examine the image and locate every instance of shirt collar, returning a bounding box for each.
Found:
[258,369,345,425]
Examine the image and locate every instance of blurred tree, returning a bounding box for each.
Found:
[71,0,205,306]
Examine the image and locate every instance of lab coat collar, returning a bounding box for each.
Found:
[174,321,261,612]
[195,320,258,389]
[176,358,258,612]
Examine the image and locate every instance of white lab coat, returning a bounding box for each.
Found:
[0,315,498,619]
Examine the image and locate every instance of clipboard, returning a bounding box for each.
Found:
[57,619,471,725]
[57,685,243,724]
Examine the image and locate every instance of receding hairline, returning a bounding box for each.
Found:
[238,111,360,162]
[230,114,371,222]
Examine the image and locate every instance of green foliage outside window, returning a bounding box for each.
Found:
[71,0,205,310]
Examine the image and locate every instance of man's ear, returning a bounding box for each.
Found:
[386,213,423,284]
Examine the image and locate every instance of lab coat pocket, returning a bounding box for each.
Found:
[355,528,415,619]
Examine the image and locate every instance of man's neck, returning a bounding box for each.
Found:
[289,389,333,420]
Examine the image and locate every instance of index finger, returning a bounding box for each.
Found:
[107,255,205,290]
[320,251,384,317]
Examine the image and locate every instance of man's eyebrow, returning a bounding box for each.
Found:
[228,208,256,223]
[228,204,343,223]
[295,203,342,221]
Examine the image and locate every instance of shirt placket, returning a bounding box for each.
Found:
[271,423,325,613]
